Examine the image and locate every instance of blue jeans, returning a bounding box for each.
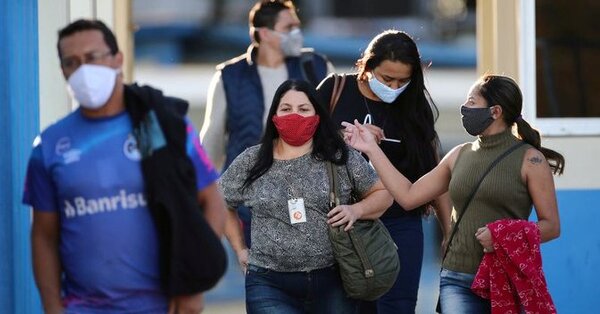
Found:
[245,264,358,314]
[439,269,490,314]
[361,215,423,314]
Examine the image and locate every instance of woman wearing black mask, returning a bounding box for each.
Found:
[317,29,452,314]
[344,74,564,314]
[219,79,392,314]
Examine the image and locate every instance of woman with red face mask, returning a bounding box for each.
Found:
[219,79,393,314]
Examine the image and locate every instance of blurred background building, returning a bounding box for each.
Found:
[131,0,478,154]
[132,0,476,66]
[1,0,599,313]
[130,3,478,312]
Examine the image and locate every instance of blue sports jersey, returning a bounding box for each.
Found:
[23,108,218,313]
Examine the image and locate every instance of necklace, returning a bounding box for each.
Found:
[362,96,391,129]
[362,97,403,144]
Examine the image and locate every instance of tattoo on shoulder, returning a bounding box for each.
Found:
[528,154,544,165]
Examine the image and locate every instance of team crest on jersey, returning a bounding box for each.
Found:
[123,134,141,161]
[55,137,81,164]
[55,137,71,155]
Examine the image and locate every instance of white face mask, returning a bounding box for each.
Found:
[277,28,303,57]
[368,74,410,103]
[67,64,118,110]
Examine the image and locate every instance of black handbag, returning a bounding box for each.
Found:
[326,161,400,301]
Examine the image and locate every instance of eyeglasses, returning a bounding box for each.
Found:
[60,50,113,71]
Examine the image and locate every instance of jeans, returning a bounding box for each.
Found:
[245,264,358,314]
[360,215,423,314]
[439,268,490,314]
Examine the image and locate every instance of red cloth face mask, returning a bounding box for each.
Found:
[272,113,320,146]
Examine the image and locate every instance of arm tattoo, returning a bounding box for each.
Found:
[528,155,544,165]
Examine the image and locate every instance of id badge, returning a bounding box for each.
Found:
[288,198,307,224]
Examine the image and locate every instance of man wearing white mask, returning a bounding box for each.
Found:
[23,19,227,313]
[201,0,333,250]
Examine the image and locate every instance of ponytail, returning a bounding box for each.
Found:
[515,118,565,175]
[476,74,565,175]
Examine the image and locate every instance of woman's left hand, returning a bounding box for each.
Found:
[475,226,494,253]
[327,204,362,231]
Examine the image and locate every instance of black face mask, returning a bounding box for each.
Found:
[460,105,494,136]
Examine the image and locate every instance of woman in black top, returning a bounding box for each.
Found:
[317,30,452,314]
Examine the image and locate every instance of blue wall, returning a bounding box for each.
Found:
[205,190,600,312]
[0,0,42,313]
[543,189,600,313]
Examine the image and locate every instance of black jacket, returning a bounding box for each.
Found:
[124,84,226,296]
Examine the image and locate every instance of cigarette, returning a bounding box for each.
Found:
[381,138,402,143]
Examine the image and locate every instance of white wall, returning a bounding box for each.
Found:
[38,0,71,129]
[544,137,600,190]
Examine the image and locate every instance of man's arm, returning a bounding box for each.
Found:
[200,71,227,171]
[168,293,204,314]
[31,210,63,314]
[196,182,227,237]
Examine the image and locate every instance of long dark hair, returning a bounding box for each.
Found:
[356,29,441,180]
[243,79,348,189]
[476,74,565,174]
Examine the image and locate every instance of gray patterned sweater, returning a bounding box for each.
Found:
[219,145,378,272]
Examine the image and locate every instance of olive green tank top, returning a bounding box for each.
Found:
[444,128,532,274]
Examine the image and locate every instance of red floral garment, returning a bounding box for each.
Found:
[471,219,557,314]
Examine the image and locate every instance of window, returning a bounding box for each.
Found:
[521,0,600,135]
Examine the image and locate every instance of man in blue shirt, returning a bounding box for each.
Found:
[23,19,226,313]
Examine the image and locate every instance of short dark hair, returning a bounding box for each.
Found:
[249,0,296,43]
[57,19,119,58]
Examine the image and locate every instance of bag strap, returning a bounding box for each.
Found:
[441,141,526,263]
[327,161,377,278]
[327,161,358,204]
[329,74,346,113]
[344,163,361,202]
[326,161,340,208]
